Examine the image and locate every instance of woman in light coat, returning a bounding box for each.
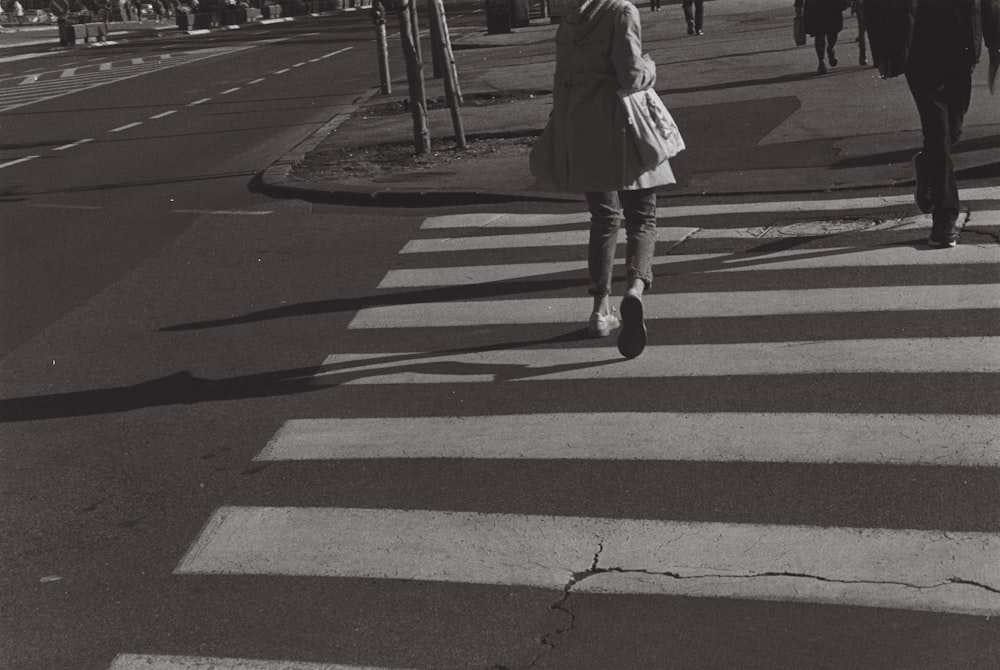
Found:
[530,0,675,359]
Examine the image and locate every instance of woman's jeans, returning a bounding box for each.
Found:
[585,188,657,298]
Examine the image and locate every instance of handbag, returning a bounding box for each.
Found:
[618,88,684,172]
[793,14,806,45]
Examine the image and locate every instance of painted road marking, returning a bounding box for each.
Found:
[247,77,265,84]
[176,507,1000,615]
[187,97,211,106]
[419,188,1000,228]
[312,338,1000,384]
[109,655,407,670]
[275,68,291,74]
[349,285,999,329]
[171,209,273,216]
[0,155,39,169]
[258,413,1000,467]
[221,87,240,95]
[32,203,103,210]
[109,121,143,133]
[52,138,93,151]
[149,110,177,119]
[402,227,696,252]
[377,245,1000,287]
[405,214,1000,250]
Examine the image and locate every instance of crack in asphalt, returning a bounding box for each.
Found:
[522,540,1000,668]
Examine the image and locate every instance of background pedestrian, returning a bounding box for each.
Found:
[851,0,867,65]
[866,0,1000,247]
[683,0,704,34]
[794,0,844,73]
[529,0,676,359]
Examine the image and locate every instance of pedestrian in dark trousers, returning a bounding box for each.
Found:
[683,0,703,34]
[649,0,661,12]
[866,0,999,247]
[794,0,845,73]
[851,0,867,64]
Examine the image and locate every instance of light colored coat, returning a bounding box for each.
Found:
[530,0,675,193]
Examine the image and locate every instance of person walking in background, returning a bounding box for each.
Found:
[851,0,867,65]
[683,0,704,34]
[649,0,661,12]
[866,0,999,248]
[529,0,676,359]
[13,0,25,23]
[794,0,844,73]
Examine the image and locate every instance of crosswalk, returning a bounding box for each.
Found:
[112,193,999,669]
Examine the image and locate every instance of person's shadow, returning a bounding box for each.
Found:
[0,329,618,423]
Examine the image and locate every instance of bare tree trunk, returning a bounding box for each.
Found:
[395,0,430,154]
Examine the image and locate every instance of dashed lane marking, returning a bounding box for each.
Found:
[0,155,39,169]
[52,138,93,151]
[109,121,143,133]
[109,654,409,670]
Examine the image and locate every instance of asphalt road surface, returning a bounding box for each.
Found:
[1,7,999,670]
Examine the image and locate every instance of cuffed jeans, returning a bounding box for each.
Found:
[905,63,972,227]
[585,189,657,298]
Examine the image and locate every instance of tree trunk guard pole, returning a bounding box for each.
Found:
[434,0,462,104]
[427,0,444,78]
[372,0,391,94]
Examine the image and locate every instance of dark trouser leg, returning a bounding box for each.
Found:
[694,0,703,30]
[683,0,694,29]
[905,66,972,228]
[815,34,827,63]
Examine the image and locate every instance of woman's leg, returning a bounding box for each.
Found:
[827,31,839,66]
[619,188,658,296]
[585,191,622,314]
[616,188,656,358]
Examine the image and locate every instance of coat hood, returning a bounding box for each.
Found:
[562,0,621,40]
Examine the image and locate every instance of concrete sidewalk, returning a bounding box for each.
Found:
[259,0,1000,205]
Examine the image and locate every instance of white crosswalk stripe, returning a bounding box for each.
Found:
[137,197,1000,667]
[350,286,999,328]
[178,507,999,615]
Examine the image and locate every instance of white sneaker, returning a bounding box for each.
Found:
[588,309,620,338]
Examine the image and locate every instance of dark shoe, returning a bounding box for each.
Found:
[687,21,694,34]
[818,61,827,74]
[696,28,704,35]
[617,290,647,359]
[859,51,868,66]
[927,221,958,248]
[912,152,933,214]
[828,50,838,67]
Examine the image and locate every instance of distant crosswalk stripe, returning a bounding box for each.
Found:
[377,245,1000,288]
[108,654,406,670]
[313,338,999,384]
[257,414,999,466]
[176,507,1000,615]
[418,188,1000,228]
[401,227,696,252]
[349,285,997,328]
